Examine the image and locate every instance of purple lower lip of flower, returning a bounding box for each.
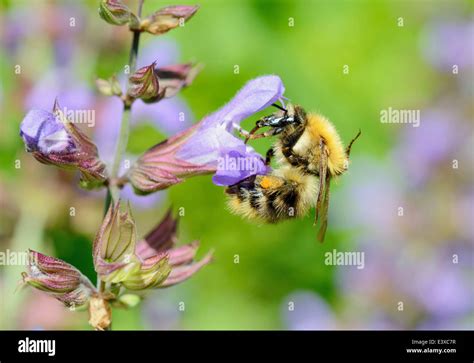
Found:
[422,20,474,70]
[19,103,107,188]
[212,148,270,186]
[20,109,75,154]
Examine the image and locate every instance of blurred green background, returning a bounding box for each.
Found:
[0,0,473,330]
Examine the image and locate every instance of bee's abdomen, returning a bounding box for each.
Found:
[225,174,307,223]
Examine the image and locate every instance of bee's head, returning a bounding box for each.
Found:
[285,104,307,125]
[244,103,307,143]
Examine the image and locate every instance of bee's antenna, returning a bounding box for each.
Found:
[345,129,361,158]
[271,103,287,113]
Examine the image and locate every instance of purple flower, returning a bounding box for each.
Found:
[137,38,181,69]
[330,156,404,240]
[421,19,474,71]
[141,294,181,330]
[132,96,193,135]
[282,291,338,330]
[20,103,107,188]
[178,75,284,185]
[403,249,473,318]
[2,7,40,55]
[20,109,73,154]
[128,75,284,193]
[212,145,269,186]
[2,2,85,59]
[393,109,463,186]
[336,241,401,301]
[456,190,474,241]
[25,69,94,112]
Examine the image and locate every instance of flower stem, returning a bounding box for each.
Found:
[96,1,145,330]
[109,0,144,201]
[109,109,130,200]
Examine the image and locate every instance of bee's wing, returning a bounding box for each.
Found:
[314,141,330,243]
[317,175,330,242]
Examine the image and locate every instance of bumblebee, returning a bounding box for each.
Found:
[226,104,361,242]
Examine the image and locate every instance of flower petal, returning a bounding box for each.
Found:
[201,75,285,130]
[135,208,178,259]
[20,109,72,154]
[212,147,269,186]
[160,252,213,287]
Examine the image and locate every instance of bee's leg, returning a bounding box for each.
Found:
[345,129,361,158]
[237,128,250,138]
[265,148,274,165]
[244,127,284,144]
[244,114,295,143]
[280,123,307,166]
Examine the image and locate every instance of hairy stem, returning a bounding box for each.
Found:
[109,108,130,200]
[109,0,144,200]
[97,1,145,330]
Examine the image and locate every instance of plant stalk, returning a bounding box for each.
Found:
[109,0,144,201]
[97,0,145,329]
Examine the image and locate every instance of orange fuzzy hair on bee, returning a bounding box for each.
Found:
[306,113,348,176]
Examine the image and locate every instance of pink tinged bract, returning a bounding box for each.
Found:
[140,5,199,35]
[22,250,96,307]
[135,209,213,287]
[93,203,210,290]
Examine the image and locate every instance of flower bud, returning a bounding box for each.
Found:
[93,201,173,290]
[96,75,122,97]
[140,5,199,35]
[19,101,108,189]
[93,201,138,283]
[94,203,210,291]
[98,0,132,26]
[121,252,171,290]
[155,63,201,99]
[127,62,161,102]
[135,209,212,288]
[22,250,96,308]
